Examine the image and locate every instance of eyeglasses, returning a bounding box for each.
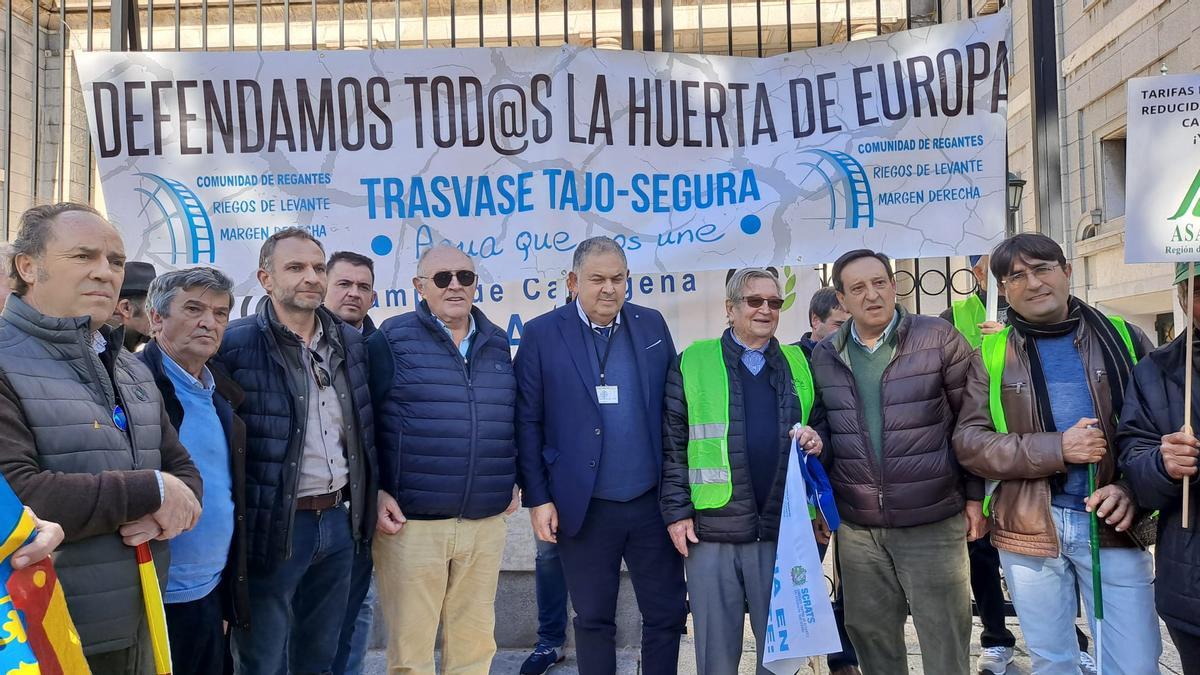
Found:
[1001,263,1061,289]
[420,270,477,289]
[309,351,331,390]
[743,296,785,311]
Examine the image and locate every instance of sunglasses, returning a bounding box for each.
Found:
[743,296,785,311]
[309,351,331,390]
[421,270,477,289]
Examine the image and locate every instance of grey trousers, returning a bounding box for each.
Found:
[838,514,972,675]
[683,540,777,675]
[86,620,155,675]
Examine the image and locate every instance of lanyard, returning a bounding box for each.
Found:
[585,321,619,385]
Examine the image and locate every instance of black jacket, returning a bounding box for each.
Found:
[1117,332,1200,637]
[217,304,376,572]
[139,341,250,630]
[661,331,827,543]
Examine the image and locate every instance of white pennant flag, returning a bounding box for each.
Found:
[763,441,842,674]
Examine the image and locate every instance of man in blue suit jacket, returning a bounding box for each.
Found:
[515,236,687,674]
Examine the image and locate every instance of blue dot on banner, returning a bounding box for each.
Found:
[740,214,762,235]
[371,236,393,256]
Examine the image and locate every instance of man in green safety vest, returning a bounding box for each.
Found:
[938,254,1007,349]
[953,233,1161,674]
[660,268,829,675]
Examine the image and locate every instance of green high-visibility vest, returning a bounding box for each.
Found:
[679,339,815,510]
[979,315,1138,515]
[952,294,987,349]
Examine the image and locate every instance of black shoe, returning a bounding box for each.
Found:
[520,645,564,675]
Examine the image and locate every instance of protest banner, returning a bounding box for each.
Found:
[77,9,1009,294]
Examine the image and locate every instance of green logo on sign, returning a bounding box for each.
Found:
[1170,169,1200,220]
[791,565,807,586]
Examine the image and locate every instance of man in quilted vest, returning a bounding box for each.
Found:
[954,233,1160,673]
[367,244,518,674]
[0,202,203,674]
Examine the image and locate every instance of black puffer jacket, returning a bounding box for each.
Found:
[810,307,981,528]
[661,330,827,543]
[1117,333,1200,637]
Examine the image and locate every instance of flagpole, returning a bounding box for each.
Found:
[1087,464,1104,675]
[1185,260,1195,529]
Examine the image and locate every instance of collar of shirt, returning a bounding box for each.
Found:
[730,330,767,356]
[729,329,769,375]
[575,300,622,330]
[160,350,216,393]
[92,330,107,355]
[850,309,900,354]
[435,313,477,357]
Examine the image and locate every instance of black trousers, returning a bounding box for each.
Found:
[165,587,229,675]
[968,536,1017,649]
[1169,624,1200,675]
[556,491,687,675]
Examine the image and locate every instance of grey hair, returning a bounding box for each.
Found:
[146,267,235,318]
[11,202,103,295]
[258,227,324,271]
[416,244,474,275]
[726,268,782,303]
[572,236,627,273]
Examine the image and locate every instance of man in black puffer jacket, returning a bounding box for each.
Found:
[1118,261,1200,673]
[218,228,376,675]
[367,244,518,674]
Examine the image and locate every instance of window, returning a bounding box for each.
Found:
[1100,134,1127,220]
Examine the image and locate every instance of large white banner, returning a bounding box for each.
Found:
[77,10,1009,293]
[1126,73,1200,263]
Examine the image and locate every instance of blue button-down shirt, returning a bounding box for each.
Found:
[435,314,477,359]
[730,330,768,375]
[850,309,900,354]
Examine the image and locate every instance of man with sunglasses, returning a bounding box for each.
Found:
[366,244,518,674]
[954,233,1160,673]
[515,236,687,675]
[661,267,829,674]
[809,248,984,674]
[217,227,377,675]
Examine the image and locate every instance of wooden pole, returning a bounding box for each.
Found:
[1185,261,1194,529]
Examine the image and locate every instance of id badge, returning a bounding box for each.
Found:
[596,385,620,405]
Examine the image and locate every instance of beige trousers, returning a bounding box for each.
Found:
[373,514,507,675]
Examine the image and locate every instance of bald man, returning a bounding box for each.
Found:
[366,246,519,674]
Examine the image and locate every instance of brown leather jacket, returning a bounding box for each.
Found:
[952,317,1153,557]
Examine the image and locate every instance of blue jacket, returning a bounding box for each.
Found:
[367,301,517,519]
[1117,332,1200,637]
[216,303,376,572]
[514,302,676,537]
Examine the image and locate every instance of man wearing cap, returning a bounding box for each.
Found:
[1118,261,1200,672]
[112,261,157,352]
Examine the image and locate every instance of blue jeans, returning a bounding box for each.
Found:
[999,506,1161,675]
[534,537,568,649]
[333,543,375,675]
[232,505,356,675]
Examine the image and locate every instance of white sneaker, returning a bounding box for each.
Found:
[1079,651,1098,675]
[977,646,1015,675]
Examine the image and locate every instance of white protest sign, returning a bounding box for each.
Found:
[1126,73,1200,263]
[77,9,1009,291]
[763,441,841,673]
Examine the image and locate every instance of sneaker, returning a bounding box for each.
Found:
[520,645,565,675]
[1079,650,1098,675]
[976,646,1015,675]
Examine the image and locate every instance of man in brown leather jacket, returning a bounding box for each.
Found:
[954,233,1161,674]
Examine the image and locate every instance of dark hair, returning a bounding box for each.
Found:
[807,287,843,323]
[989,233,1066,280]
[11,202,104,295]
[830,249,893,292]
[258,227,324,270]
[327,251,375,283]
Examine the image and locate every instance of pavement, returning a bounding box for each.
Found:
[362,613,1188,673]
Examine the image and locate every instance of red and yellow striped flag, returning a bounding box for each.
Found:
[135,543,172,675]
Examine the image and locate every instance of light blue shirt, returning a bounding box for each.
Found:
[730,331,767,376]
[436,314,477,359]
[160,351,234,604]
[576,300,623,334]
[850,309,900,354]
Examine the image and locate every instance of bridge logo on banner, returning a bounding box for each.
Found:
[77,9,1009,287]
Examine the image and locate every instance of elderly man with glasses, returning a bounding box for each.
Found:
[366,244,519,674]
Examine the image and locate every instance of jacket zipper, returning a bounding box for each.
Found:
[833,343,897,526]
[447,326,478,520]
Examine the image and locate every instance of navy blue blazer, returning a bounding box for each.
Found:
[514,301,677,538]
